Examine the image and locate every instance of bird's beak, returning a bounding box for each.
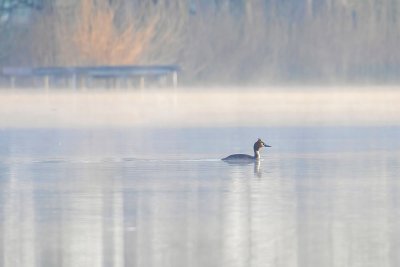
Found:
[264,144,271,147]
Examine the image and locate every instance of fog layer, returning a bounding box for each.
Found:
[1,87,399,128]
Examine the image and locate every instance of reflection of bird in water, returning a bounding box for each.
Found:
[222,158,263,177]
[254,160,262,177]
[222,138,271,162]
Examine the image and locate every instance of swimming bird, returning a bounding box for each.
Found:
[222,138,271,161]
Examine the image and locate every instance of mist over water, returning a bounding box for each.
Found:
[0,88,400,267]
[0,86,399,128]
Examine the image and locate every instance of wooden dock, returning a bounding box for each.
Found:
[0,65,180,89]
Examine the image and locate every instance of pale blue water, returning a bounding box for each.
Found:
[0,126,400,267]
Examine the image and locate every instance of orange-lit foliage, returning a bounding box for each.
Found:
[28,0,157,66]
[72,0,156,65]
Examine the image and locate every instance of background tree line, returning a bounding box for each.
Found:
[1,0,400,85]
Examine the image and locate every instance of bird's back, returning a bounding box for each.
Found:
[222,154,255,161]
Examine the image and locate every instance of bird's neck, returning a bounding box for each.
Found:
[254,150,260,159]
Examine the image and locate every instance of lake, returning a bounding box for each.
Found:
[1,125,400,267]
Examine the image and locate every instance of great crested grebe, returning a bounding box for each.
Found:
[222,138,271,161]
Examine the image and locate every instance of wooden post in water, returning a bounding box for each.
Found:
[140,76,145,89]
[71,74,77,90]
[172,71,178,88]
[10,76,15,88]
[44,76,50,90]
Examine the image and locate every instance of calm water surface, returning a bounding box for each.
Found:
[0,126,400,267]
